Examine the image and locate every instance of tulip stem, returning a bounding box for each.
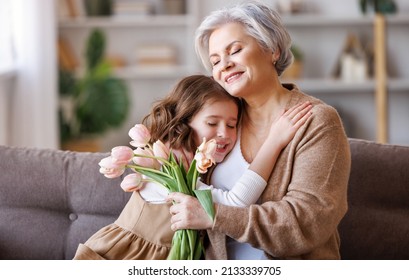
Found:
[133,152,172,166]
[126,164,173,179]
[143,178,169,190]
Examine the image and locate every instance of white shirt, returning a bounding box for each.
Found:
[211,134,267,260]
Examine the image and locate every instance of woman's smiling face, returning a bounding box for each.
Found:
[208,22,276,99]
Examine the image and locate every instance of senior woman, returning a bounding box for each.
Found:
[168,1,350,259]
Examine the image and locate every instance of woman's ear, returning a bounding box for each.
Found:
[272,50,280,64]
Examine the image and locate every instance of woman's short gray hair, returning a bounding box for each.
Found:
[195,1,293,76]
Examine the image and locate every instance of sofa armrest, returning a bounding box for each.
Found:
[0,145,131,259]
[339,138,409,259]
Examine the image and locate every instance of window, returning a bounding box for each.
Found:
[0,0,15,73]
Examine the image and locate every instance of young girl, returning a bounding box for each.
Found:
[73,75,312,260]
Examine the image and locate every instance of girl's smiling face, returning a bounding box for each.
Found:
[189,98,238,163]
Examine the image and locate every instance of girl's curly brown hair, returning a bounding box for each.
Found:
[142,75,241,154]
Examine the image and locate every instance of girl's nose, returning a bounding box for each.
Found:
[217,126,227,137]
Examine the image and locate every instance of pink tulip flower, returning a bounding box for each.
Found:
[129,124,151,148]
[194,152,214,174]
[111,146,134,165]
[153,140,170,161]
[197,138,216,163]
[133,147,160,169]
[120,173,143,192]
[194,138,217,174]
[98,156,126,178]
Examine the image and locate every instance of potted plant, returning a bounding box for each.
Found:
[59,29,130,152]
[359,0,397,14]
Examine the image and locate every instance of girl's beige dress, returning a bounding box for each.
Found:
[73,191,174,260]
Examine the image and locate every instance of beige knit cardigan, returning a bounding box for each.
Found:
[205,85,351,260]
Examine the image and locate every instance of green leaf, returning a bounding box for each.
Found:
[161,163,173,176]
[179,159,187,178]
[168,151,177,164]
[186,229,197,260]
[174,166,193,195]
[193,189,215,221]
[193,235,204,260]
[186,159,198,191]
[86,29,105,71]
[180,230,189,259]
[167,231,182,260]
[134,168,176,190]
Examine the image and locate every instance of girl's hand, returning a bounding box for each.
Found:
[167,192,213,231]
[270,101,313,148]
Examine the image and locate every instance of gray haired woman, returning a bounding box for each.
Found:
[168,1,350,260]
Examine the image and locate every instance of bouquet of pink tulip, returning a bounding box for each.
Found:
[98,124,216,260]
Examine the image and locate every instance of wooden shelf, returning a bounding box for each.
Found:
[285,78,409,94]
[114,65,192,80]
[388,78,409,91]
[282,78,375,93]
[282,14,374,27]
[385,14,409,25]
[282,14,409,27]
[59,14,194,28]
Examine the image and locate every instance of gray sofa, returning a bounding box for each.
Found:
[0,138,408,260]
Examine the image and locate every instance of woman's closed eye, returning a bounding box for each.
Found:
[230,48,241,55]
[211,59,220,67]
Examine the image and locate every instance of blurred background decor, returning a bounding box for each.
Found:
[163,0,186,15]
[359,0,398,14]
[332,33,370,82]
[281,44,304,80]
[276,0,305,14]
[59,28,130,152]
[84,0,113,16]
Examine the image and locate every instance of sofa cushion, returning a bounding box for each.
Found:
[339,138,409,259]
[0,145,131,259]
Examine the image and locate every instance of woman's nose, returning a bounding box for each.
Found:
[221,59,232,72]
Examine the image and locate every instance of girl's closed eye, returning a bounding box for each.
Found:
[227,124,236,129]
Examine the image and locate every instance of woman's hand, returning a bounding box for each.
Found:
[269,101,312,148]
[167,192,214,231]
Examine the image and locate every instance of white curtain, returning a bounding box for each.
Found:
[0,0,14,145]
[10,0,58,149]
